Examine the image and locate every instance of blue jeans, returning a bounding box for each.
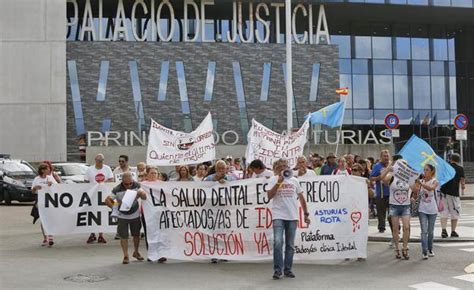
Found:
[418,212,437,254]
[273,219,297,273]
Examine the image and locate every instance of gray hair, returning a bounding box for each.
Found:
[122,172,133,181]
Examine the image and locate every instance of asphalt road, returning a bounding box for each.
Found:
[1,203,473,289]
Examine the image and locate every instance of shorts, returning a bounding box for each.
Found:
[117,217,142,239]
[389,204,411,217]
[440,194,461,219]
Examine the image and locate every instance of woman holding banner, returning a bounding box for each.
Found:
[415,164,440,260]
[31,163,58,247]
[380,158,418,260]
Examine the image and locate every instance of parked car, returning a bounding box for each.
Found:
[52,163,89,183]
[0,155,37,204]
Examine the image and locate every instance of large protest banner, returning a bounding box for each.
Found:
[38,183,117,235]
[146,112,215,166]
[142,175,368,262]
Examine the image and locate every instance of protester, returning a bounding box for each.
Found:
[234,158,242,171]
[312,155,324,175]
[321,153,337,175]
[113,155,136,182]
[32,163,58,247]
[42,161,61,183]
[105,172,146,264]
[380,159,416,260]
[136,162,147,182]
[344,154,355,169]
[332,157,351,175]
[415,164,440,260]
[175,165,194,181]
[248,159,273,178]
[194,163,208,181]
[440,153,465,238]
[84,153,113,244]
[354,155,361,164]
[168,166,181,180]
[204,160,236,183]
[267,158,310,279]
[370,150,391,233]
[294,156,317,178]
[367,157,375,170]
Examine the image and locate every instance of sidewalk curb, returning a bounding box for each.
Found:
[460,196,474,200]
[368,236,474,243]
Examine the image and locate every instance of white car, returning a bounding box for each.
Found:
[53,163,89,184]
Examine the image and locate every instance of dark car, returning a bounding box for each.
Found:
[0,155,37,204]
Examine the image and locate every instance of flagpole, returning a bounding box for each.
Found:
[335,95,347,157]
[285,0,293,133]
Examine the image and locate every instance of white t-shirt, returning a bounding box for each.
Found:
[389,177,411,206]
[293,169,317,178]
[193,176,204,181]
[267,176,302,221]
[32,175,57,192]
[113,166,138,182]
[251,169,274,179]
[418,178,439,215]
[85,165,114,184]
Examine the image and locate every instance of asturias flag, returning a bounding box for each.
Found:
[306,101,344,128]
[398,135,455,185]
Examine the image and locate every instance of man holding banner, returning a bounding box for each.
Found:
[267,158,311,280]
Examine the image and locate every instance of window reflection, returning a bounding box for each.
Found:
[352,59,369,74]
[260,63,271,102]
[355,36,372,59]
[374,75,394,109]
[331,35,351,58]
[67,60,86,136]
[373,60,392,75]
[432,39,448,60]
[96,60,109,102]
[352,75,370,109]
[431,76,447,109]
[412,61,430,76]
[372,37,392,59]
[309,64,321,102]
[395,37,411,60]
[393,60,408,75]
[412,76,431,109]
[340,74,353,108]
[394,76,410,109]
[408,0,429,5]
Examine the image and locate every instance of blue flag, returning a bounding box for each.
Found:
[306,102,344,128]
[398,135,455,185]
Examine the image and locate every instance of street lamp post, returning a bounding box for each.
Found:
[285,0,293,133]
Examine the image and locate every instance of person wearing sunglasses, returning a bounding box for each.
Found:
[113,155,137,182]
[105,172,147,264]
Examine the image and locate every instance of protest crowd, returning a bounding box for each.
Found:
[31,148,465,280]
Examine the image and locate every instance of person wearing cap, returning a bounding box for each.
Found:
[321,153,337,175]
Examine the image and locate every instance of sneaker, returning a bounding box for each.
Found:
[41,239,48,247]
[379,229,385,233]
[284,271,296,278]
[158,257,167,263]
[211,258,218,264]
[48,236,54,247]
[451,231,459,238]
[273,271,282,280]
[86,234,96,244]
[428,250,435,257]
[441,229,448,238]
[422,253,428,260]
[98,236,107,244]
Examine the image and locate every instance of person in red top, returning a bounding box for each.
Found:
[332,157,351,175]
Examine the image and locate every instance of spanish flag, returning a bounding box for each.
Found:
[336,87,349,95]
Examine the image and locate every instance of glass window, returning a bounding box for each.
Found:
[373,60,392,75]
[433,39,448,60]
[353,110,374,125]
[390,0,407,4]
[373,75,394,109]
[395,37,411,60]
[433,0,451,6]
[394,76,409,109]
[451,0,472,7]
[339,59,351,74]
[448,61,456,76]
[366,0,385,3]
[372,37,392,59]
[340,74,353,108]
[449,76,457,109]
[448,38,455,61]
[343,109,353,125]
[412,61,430,76]
[411,38,430,60]
[375,110,393,125]
[352,75,370,109]
[432,110,450,125]
[393,60,408,75]
[413,76,431,109]
[431,76,447,109]
[430,61,445,76]
[395,110,414,125]
[352,59,369,74]
[331,35,351,58]
[450,110,458,124]
[408,0,429,5]
[355,36,372,59]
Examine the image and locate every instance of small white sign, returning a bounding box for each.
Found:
[391,129,400,138]
[456,130,467,141]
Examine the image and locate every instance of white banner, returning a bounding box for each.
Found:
[392,160,419,186]
[142,176,368,262]
[38,183,117,235]
[146,113,216,166]
[245,119,309,169]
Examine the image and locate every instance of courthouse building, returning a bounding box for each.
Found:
[0,0,473,162]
